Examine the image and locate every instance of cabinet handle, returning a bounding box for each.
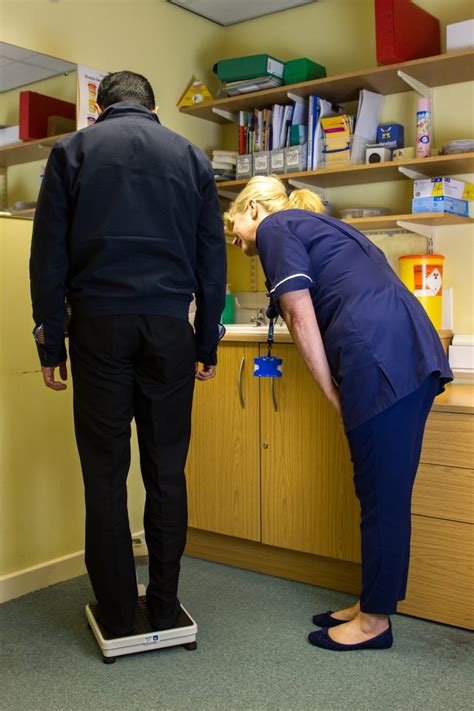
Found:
[271,377,278,412]
[238,356,245,408]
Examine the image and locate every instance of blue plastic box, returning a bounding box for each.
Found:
[412,196,469,217]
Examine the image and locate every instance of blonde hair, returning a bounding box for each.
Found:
[223,174,325,238]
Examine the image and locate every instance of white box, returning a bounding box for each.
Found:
[447,19,474,51]
[365,145,392,164]
[448,344,474,370]
[0,125,20,147]
[414,177,473,201]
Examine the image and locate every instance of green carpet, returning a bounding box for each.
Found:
[1,556,472,710]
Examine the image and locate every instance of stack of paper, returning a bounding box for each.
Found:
[449,334,474,373]
[351,89,383,164]
[320,114,354,166]
[212,150,238,181]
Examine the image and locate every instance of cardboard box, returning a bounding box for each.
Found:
[447,19,474,51]
[236,154,253,179]
[285,144,308,172]
[270,149,286,174]
[253,151,270,176]
[414,178,473,201]
[412,196,469,217]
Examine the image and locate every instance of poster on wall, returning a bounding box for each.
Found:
[76,65,109,129]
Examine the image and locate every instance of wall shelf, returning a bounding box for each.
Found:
[216,153,474,193]
[0,133,71,167]
[180,49,474,124]
[342,212,474,232]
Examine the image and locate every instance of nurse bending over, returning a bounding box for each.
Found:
[224,175,452,652]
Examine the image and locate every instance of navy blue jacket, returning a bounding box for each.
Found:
[257,210,452,432]
[30,102,226,366]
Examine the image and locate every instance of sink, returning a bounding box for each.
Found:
[224,323,289,334]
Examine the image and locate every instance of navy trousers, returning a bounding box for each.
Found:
[69,314,196,635]
[346,373,440,615]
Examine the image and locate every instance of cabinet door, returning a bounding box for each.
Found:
[260,344,360,562]
[186,342,260,541]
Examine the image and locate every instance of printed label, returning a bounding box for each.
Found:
[414,264,443,296]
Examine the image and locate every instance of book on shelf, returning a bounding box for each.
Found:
[219,75,283,96]
[237,99,307,155]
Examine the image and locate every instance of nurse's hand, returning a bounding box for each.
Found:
[195,363,216,381]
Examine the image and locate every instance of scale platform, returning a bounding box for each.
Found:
[85,585,197,664]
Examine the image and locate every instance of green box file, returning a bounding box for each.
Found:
[215,54,285,83]
[283,58,327,85]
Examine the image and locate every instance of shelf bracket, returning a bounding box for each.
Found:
[212,108,237,123]
[287,178,327,202]
[397,70,432,100]
[398,166,429,180]
[397,220,435,253]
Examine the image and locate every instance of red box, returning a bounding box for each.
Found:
[375,0,441,65]
[19,91,76,141]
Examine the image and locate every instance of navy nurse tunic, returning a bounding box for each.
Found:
[256,209,452,432]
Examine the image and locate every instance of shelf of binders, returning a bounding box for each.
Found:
[215,153,474,191]
[0,133,72,167]
[179,49,474,124]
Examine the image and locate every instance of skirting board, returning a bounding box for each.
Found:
[185,528,362,595]
[0,531,147,604]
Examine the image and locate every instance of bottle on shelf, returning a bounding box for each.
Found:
[416,97,432,158]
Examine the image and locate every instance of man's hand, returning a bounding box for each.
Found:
[195,363,216,381]
[41,362,68,391]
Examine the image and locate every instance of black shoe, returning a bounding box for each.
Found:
[312,611,349,628]
[308,621,393,651]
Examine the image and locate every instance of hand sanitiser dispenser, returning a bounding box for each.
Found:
[86,585,198,664]
[253,304,283,379]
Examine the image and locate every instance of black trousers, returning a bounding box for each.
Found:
[69,314,196,634]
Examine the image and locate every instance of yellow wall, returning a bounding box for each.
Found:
[1,0,226,204]
[0,0,227,576]
[1,0,473,579]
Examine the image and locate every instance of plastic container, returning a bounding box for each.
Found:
[416,97,432,158]
[399,254,444,329]
[340,207,391,218]
[221,287,235,324]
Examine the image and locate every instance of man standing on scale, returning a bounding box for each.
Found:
[30,70,226,636]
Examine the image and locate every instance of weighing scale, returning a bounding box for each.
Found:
[86,585,198,664]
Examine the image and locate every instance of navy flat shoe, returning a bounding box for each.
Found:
[312,611,348,628]
[308,621,393,651]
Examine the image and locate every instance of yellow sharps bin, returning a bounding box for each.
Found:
[399,254,445,329]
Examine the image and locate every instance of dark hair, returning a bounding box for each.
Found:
[97,70,155,110]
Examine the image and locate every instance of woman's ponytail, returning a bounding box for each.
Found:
[288,188,325,214]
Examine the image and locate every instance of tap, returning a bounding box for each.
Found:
[250,307,266,327]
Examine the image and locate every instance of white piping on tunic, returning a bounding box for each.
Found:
[270,273,313,294]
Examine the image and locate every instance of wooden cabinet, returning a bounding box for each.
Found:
[187,341,360,562]
[260,344,360,562]
[186,342,260,541]
[399,410,474,628]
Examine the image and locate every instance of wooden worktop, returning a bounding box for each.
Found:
[221,329,474,415]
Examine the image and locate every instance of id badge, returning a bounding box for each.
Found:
[254,355,283,378]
